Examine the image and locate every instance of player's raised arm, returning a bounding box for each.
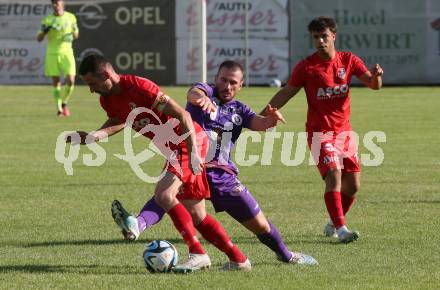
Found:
[249,104,286,131]
[157,95,203,175]
[357,63,384,90]
[187,87,216,113]
[261,84,301,115]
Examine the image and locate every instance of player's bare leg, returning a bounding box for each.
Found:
[324,169,359,243]
[181,199,251,271]
[51,76,63,116]
[62,74,75,116]
[154,172,209,273]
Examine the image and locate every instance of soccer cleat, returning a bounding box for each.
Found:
[324,221,338,238]
[285,252,319,265]
[111,200,140,241]
[172,253,211,273]
[62,104,70,116]
[338,230,359,244]
[57,110,64,117]
[221,258,252,271]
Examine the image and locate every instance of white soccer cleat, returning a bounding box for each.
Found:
[288,252,319,265]
[172,253,211,273]
[221,258,252,271]
[338,229,359,244]
[111,200,140,241]
[324,221,337,238]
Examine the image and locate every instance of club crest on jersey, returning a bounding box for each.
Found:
[129,102,137,110]
[337,67,346,79]
[231,114,243,126]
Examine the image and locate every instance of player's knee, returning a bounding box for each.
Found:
[154,194,174,209]
[352,181,361,194]
[325,169,342,190]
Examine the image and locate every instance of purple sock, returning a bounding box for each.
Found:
[136,197,165,233]
[256,220,293,262]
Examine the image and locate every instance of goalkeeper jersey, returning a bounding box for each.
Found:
[39,12,78,54]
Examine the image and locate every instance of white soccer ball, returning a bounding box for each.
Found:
[143,240,178,273]
[269,78,282,88]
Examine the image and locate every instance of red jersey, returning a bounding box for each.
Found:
[100,75,210,199]
[288,51,368,133]
[99,75,182,151]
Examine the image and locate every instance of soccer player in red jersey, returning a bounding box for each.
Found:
[264,17,384,243]
[67,54,251,272]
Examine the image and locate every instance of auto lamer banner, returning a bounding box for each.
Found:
[175,0,290,85]
[289,0,440,84]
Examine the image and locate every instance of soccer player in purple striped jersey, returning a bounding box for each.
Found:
[117,61,318,266]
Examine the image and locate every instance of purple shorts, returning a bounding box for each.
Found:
[206,168,260,222]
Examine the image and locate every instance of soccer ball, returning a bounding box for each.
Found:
[143,240,178,273]
[269,78,282,88]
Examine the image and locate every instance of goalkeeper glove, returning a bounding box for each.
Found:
[42,25,52,34]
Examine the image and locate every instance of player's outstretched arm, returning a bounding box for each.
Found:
[65,117,125,144]
[249,104,286,131]
[260,85,301,115]
[357,63,384,90]
[159,96,203,175]
[187,87,216,113]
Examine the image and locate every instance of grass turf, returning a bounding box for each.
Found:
[0,85,439,289]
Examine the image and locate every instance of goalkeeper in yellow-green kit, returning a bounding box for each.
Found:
[37,0,79,117]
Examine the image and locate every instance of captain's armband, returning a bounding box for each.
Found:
[152,91,170,111]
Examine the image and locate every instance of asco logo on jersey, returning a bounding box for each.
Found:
[431,18,440,55]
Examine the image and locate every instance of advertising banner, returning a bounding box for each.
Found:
[69,0,176,85]
[176,38,289,85]
[0,0,175,85]
[176,0,288,39]
[0,40,46,84]
[289,0,440,84]
[0,1,52,40]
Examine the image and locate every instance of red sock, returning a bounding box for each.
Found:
[341,194,356,214]
[167,203,205,254]
[196,214,246,263]
[324,191,345,229]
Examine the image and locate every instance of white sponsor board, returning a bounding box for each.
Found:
[0,1,52,40]
[176,38,289,85]
[0,40,47,84]
[289,0,440,84]
[176,0,288,39]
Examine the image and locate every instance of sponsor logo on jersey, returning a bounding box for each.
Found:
[337,67,346,79]
[316,84,349,100]
[323,143,335,152]
[323,155,339,165]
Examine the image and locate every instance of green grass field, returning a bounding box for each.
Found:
[0,85,439,289]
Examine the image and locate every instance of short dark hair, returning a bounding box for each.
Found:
[78,54,110,76]
[51,0,62,3]
[217,60,244,78]
[308,16,337,33]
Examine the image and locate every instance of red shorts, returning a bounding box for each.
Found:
[307,131,360,178]
[166,122,210,200]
